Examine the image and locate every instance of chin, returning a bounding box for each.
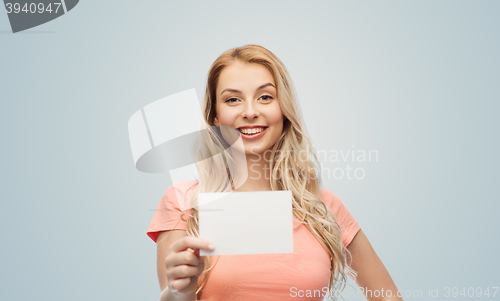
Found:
[245,147,265,155]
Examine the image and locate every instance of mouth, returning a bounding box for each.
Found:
[237,126,268,135]
[237,126,269,140]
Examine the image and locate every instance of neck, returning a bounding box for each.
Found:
[230,150,272,191]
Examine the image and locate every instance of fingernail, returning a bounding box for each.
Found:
[169,286,177,293]
[208,244,215,251]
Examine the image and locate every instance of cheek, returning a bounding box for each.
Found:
[215,106,231,126]
[266,105,284,128]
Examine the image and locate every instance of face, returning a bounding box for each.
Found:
[214,61,284,155]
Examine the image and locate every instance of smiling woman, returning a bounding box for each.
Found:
[147,44,403,301]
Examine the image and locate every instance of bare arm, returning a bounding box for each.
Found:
[157,230,195,301]
[346,229,403,301]
[156,230,214,301]
[157,230,188,291]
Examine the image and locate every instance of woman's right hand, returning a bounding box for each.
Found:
[164,236,215,295]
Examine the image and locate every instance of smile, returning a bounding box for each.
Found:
[237,126,268,140]
[238,127,267,134]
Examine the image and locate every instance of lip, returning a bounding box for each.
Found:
[237,125,268,129]
[238,126,268,140]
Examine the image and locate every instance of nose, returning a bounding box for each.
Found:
[241,101,260,120]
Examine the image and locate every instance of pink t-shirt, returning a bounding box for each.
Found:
[147,180,361,300]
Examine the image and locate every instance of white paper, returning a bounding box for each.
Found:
[199,190,293,256]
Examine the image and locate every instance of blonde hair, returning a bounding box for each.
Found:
[183,44,357,299]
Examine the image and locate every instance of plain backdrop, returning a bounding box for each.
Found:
[1,1,499,300]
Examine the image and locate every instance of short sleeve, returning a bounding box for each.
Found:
[319,187,361,247]
[146,180,197,243]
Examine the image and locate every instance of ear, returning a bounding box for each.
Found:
[214,116,220,126]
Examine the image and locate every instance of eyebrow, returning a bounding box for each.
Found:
[220,82,276,95]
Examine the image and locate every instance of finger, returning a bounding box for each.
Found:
[168,265,200,279]
[196,260,205,277]
[170,277,190,292]
[170,236,215,254]
[165,250,200,268]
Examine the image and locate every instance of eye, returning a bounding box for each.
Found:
[225,97,239,103]
[259,95,274,102]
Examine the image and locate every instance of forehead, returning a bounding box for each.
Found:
[217,62,275,93]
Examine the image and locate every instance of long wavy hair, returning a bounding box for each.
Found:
[183,44,357,300]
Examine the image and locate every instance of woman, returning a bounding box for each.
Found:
[147,45,403,301]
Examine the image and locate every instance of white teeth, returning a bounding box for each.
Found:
[239,127,266,134]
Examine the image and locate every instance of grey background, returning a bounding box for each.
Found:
[1,1,499,300]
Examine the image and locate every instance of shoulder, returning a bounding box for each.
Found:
[318,186,351,218]
[318,186,361,246]
[169,180,199,194]
[318,186,342,208]
[161,180,199,211]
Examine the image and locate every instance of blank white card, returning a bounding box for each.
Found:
[199,190,293,256]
